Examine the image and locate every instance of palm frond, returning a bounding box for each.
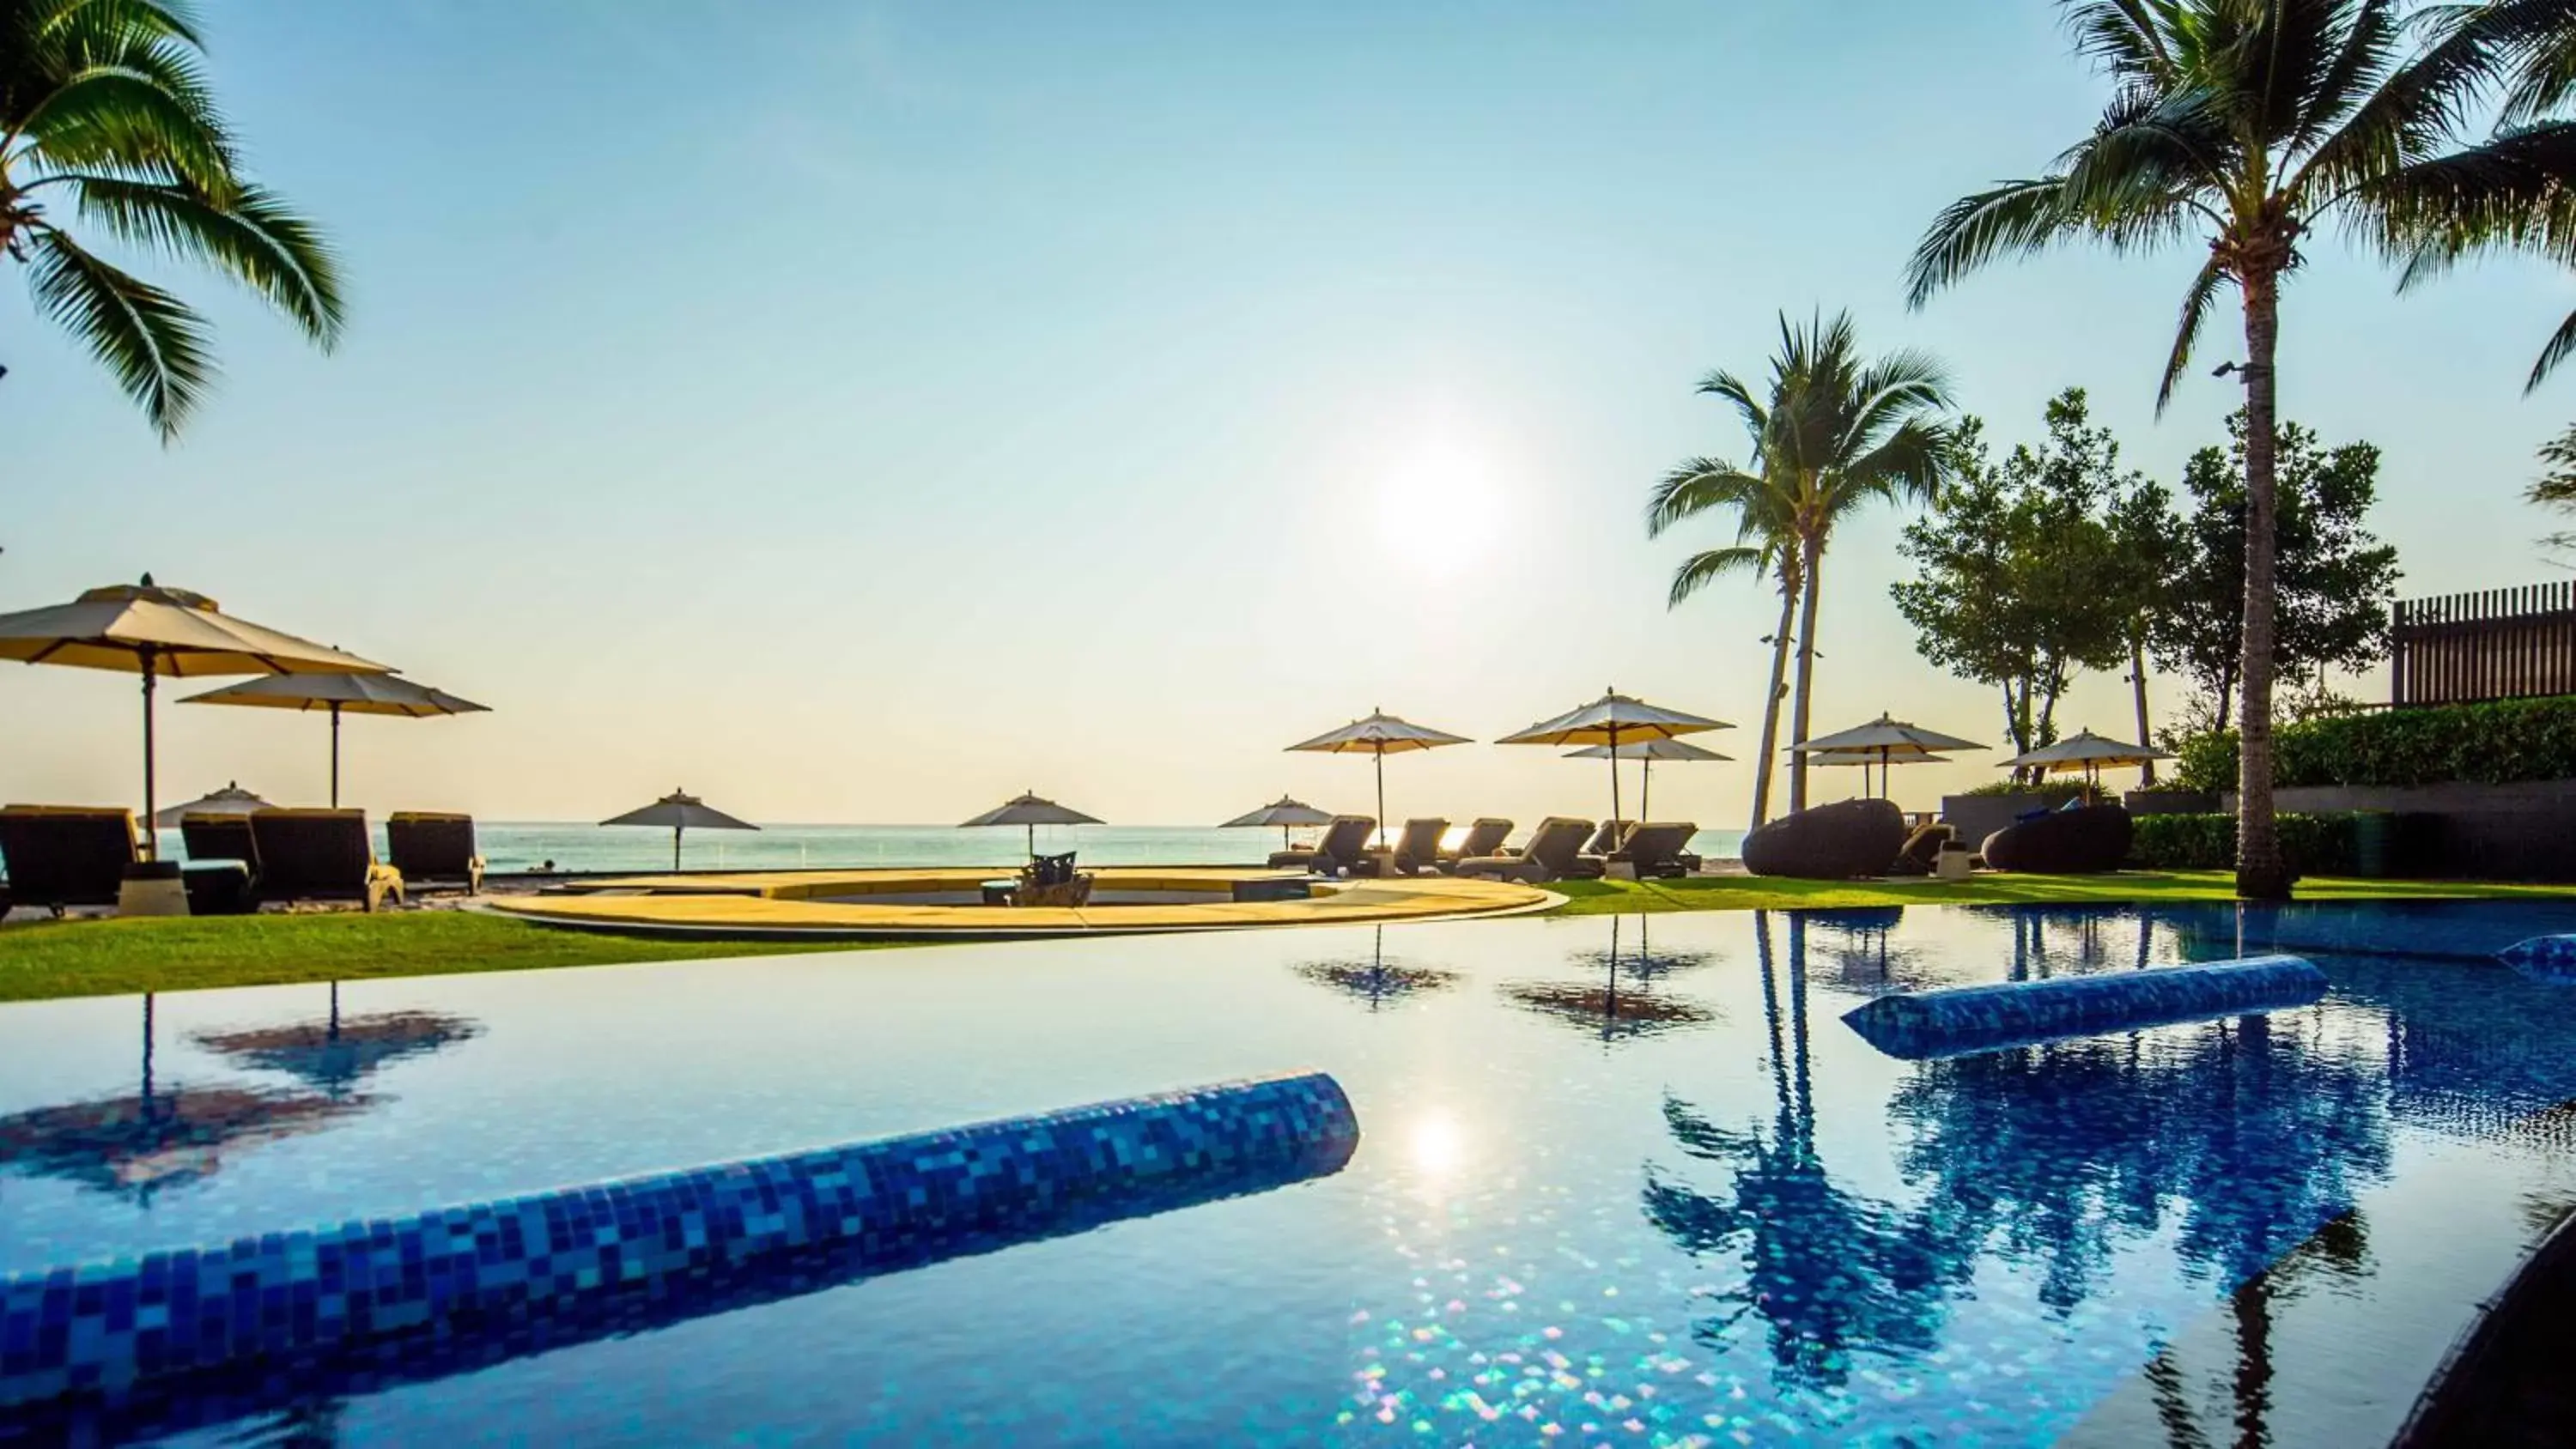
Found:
[1648,458,1772,537]
[71,176,345,342]
[1666,546,1773,609]
[2063,0,2183,84]
[2287,0,2406,158]
[1837,416,1959,508]
[22,226,214,439]
[2157,254,2232,410]
[1905,178,2081,306]
[2524,306,2576,391]
[2364,121,2576,303]
[2296,0,2547,199]
[1693,367,1769,450]
[17,62,234,193]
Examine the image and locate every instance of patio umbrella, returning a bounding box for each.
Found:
[179,672,489,808]
[1790,714,1988,799]
[151,781,270,829]
[1498,688,1730,826]
[602,789,759,870]
[1997,729,2175,792]
[1222,794,1334,851]
[0,577,388,858]
[960,791,1103,859]
[1564,737,1733,822]
[1286,710,1472,848]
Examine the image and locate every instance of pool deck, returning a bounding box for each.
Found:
[486,866,1557,939]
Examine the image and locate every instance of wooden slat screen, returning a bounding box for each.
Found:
[2391,580,2576,706]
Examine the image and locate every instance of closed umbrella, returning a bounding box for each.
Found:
[1498,688,1730,825]
[151,782,270,829]
[179,672,489,807]
[1286,711,1471,848]
[602,789,760,870]
[0,577,387,858]
[1791,714,1988,799]
[960,791,1103,859]
[1564,737,1732,822]
[1997,729,2175,792]
[1222,795,1334,851]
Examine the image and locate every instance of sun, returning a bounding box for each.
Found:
[1374,434,1502,580]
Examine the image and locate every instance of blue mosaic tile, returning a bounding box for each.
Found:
[1841,955,2329,1060]
[2498,934,2576,983]
[0,1071,1358,1415]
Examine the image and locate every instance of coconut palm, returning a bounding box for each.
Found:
[1,0,343,439]
[1656,312,1954,815]
[1648,448,1801,832]
[1905,0,2576,898]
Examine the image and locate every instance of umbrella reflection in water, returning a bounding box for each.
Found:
[0,996,367,1203]
[1501,915,1716,1043]
[191,982,482,1100]
[1291,925,1460,1010]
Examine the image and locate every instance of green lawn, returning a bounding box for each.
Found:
[2,872,2567,1005]
[1544,871,2576,914]
[0,910,876,1003]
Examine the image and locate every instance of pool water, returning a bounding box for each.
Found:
[6,900,2576,1446]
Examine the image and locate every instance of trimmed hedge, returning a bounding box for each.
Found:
[2172,695,2576,791]
[1956,779,2092,804]
[2127,812,2358,875]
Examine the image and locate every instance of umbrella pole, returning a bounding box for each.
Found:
[330,702,343,809]
[1374,746,1387,849]
[139,650,159,861]
[1642,758,1651,822]
[1027,822,1036,860]
[672,824,683,871]
[1608,724,1622,827]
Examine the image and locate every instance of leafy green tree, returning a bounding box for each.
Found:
[1905,0,2576,899]
[1,0,343,438]
[2103,475,2185,783]
[2148,412,2401,734]
[1893,389,2134,776]
[2532,422,2576,559]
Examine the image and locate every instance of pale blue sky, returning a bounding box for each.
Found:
[5,1,2569,828]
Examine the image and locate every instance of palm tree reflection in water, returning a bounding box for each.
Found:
[1644,908,2393,1426]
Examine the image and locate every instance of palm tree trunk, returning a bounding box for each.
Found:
[1748,569,1797,832]
[2235,276,2290,900]
[2131,633,2156,785]
[1787,535,1825,814]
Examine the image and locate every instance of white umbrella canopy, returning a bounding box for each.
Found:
[180,672,489,808]
[1499,688,1732,825]
[960,791,1103,858]
[151,782,271,829]
[1564,737,1733,821]
[1998,729,2176,788]
[1287,710,1472,848]
[601,789,760,870]
[0,577,390,858]
[1790,714,1989,800]
[1222,795,1335,849]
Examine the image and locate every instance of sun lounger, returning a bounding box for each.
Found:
[1605,822,1699,879]
[1580,820,1636,858]
[1367,817,1449,877]
[247,809,405,912]
[1268,815,1376,875]
[1437,818,1513,872]
[1012,850,1094,906]
[0,805,138,917]
[176,813,261,914]
[1455,815,1595,884]
[388,812,485,894]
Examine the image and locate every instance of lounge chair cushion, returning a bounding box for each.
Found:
[1741,799,1909,881]
[0,805,139,913]
[1981,804,2134,875]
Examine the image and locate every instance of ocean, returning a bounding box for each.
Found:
[158,822,1748,875]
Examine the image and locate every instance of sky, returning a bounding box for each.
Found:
[7,0,2574,831]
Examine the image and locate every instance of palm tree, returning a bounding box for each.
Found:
[1648,444,1801,833]
[1694,312,1954,814]
[1,0,343,439]
[1905,0,2576,899]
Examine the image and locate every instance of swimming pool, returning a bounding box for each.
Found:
[6,899,2576,1445]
